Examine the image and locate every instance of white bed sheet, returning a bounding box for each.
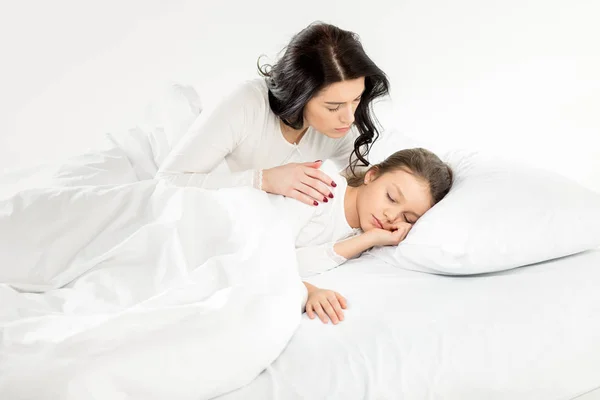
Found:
[575,386,600,400]
[219,249,600,400]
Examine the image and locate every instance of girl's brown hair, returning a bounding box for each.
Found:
[347,148,453,205]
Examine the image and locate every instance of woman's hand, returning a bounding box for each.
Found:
[365,222,412,247]
[304,283,347,324]
[262,161,336,206]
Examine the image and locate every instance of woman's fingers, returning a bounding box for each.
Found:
[306,303,316,319]
[282,163,335,205]
[290,190,320,206]
[302,160,323,169]
[300,176,334,200]
[304,167,336,193]
[297,182,329,204]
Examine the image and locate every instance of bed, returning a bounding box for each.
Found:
[219,249,600,400]
[2,86,599,400]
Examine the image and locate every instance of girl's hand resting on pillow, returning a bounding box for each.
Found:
[304,283,347,325]
[331,222,413,264]
[365,222,412,247]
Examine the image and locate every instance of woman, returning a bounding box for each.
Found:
[273,148,453,324]
[157,21,390,206]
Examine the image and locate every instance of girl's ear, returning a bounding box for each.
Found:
[364,166,379,185]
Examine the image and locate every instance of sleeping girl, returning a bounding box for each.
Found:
[270,148,453,325]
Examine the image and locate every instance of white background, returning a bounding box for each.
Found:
[1,0,599,191]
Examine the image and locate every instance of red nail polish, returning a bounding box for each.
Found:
[331,181,337,187]
[323,197,328,203]
[328,193,334,199]
[313,200,318,206]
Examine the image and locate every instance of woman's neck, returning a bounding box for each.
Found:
[280,120,308,145]
[344,185,361,229]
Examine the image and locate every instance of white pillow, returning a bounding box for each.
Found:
[369,150,600,275]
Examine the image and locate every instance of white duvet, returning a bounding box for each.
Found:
[0,133,305,399]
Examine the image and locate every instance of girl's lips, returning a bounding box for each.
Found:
[373,215,383,229]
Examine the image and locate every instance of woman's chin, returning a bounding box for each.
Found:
[321,129,349,139]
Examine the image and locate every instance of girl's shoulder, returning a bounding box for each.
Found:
[317,161,348,205]
[318,160,346,186]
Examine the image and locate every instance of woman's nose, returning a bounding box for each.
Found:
[340,104,355,125]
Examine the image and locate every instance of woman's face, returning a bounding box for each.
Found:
[304,77,365,138]
[356,168,434,232]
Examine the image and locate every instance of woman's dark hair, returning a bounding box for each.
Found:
[258,21,390,172]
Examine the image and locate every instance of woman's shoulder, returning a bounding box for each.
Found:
[212,78,272,129]
[227,78,269,106]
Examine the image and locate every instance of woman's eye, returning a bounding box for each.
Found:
[327,106,340,112]
[387,193,395,202]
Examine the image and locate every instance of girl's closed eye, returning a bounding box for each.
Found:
[327,105,341,112]
[386,193,395,203]
[405,215,418,224]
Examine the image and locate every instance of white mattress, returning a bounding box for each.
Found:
[219,249,600,400]
[576,387,600,400]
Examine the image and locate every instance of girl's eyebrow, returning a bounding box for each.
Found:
[393,183,423,218]
[392,183,405,199]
